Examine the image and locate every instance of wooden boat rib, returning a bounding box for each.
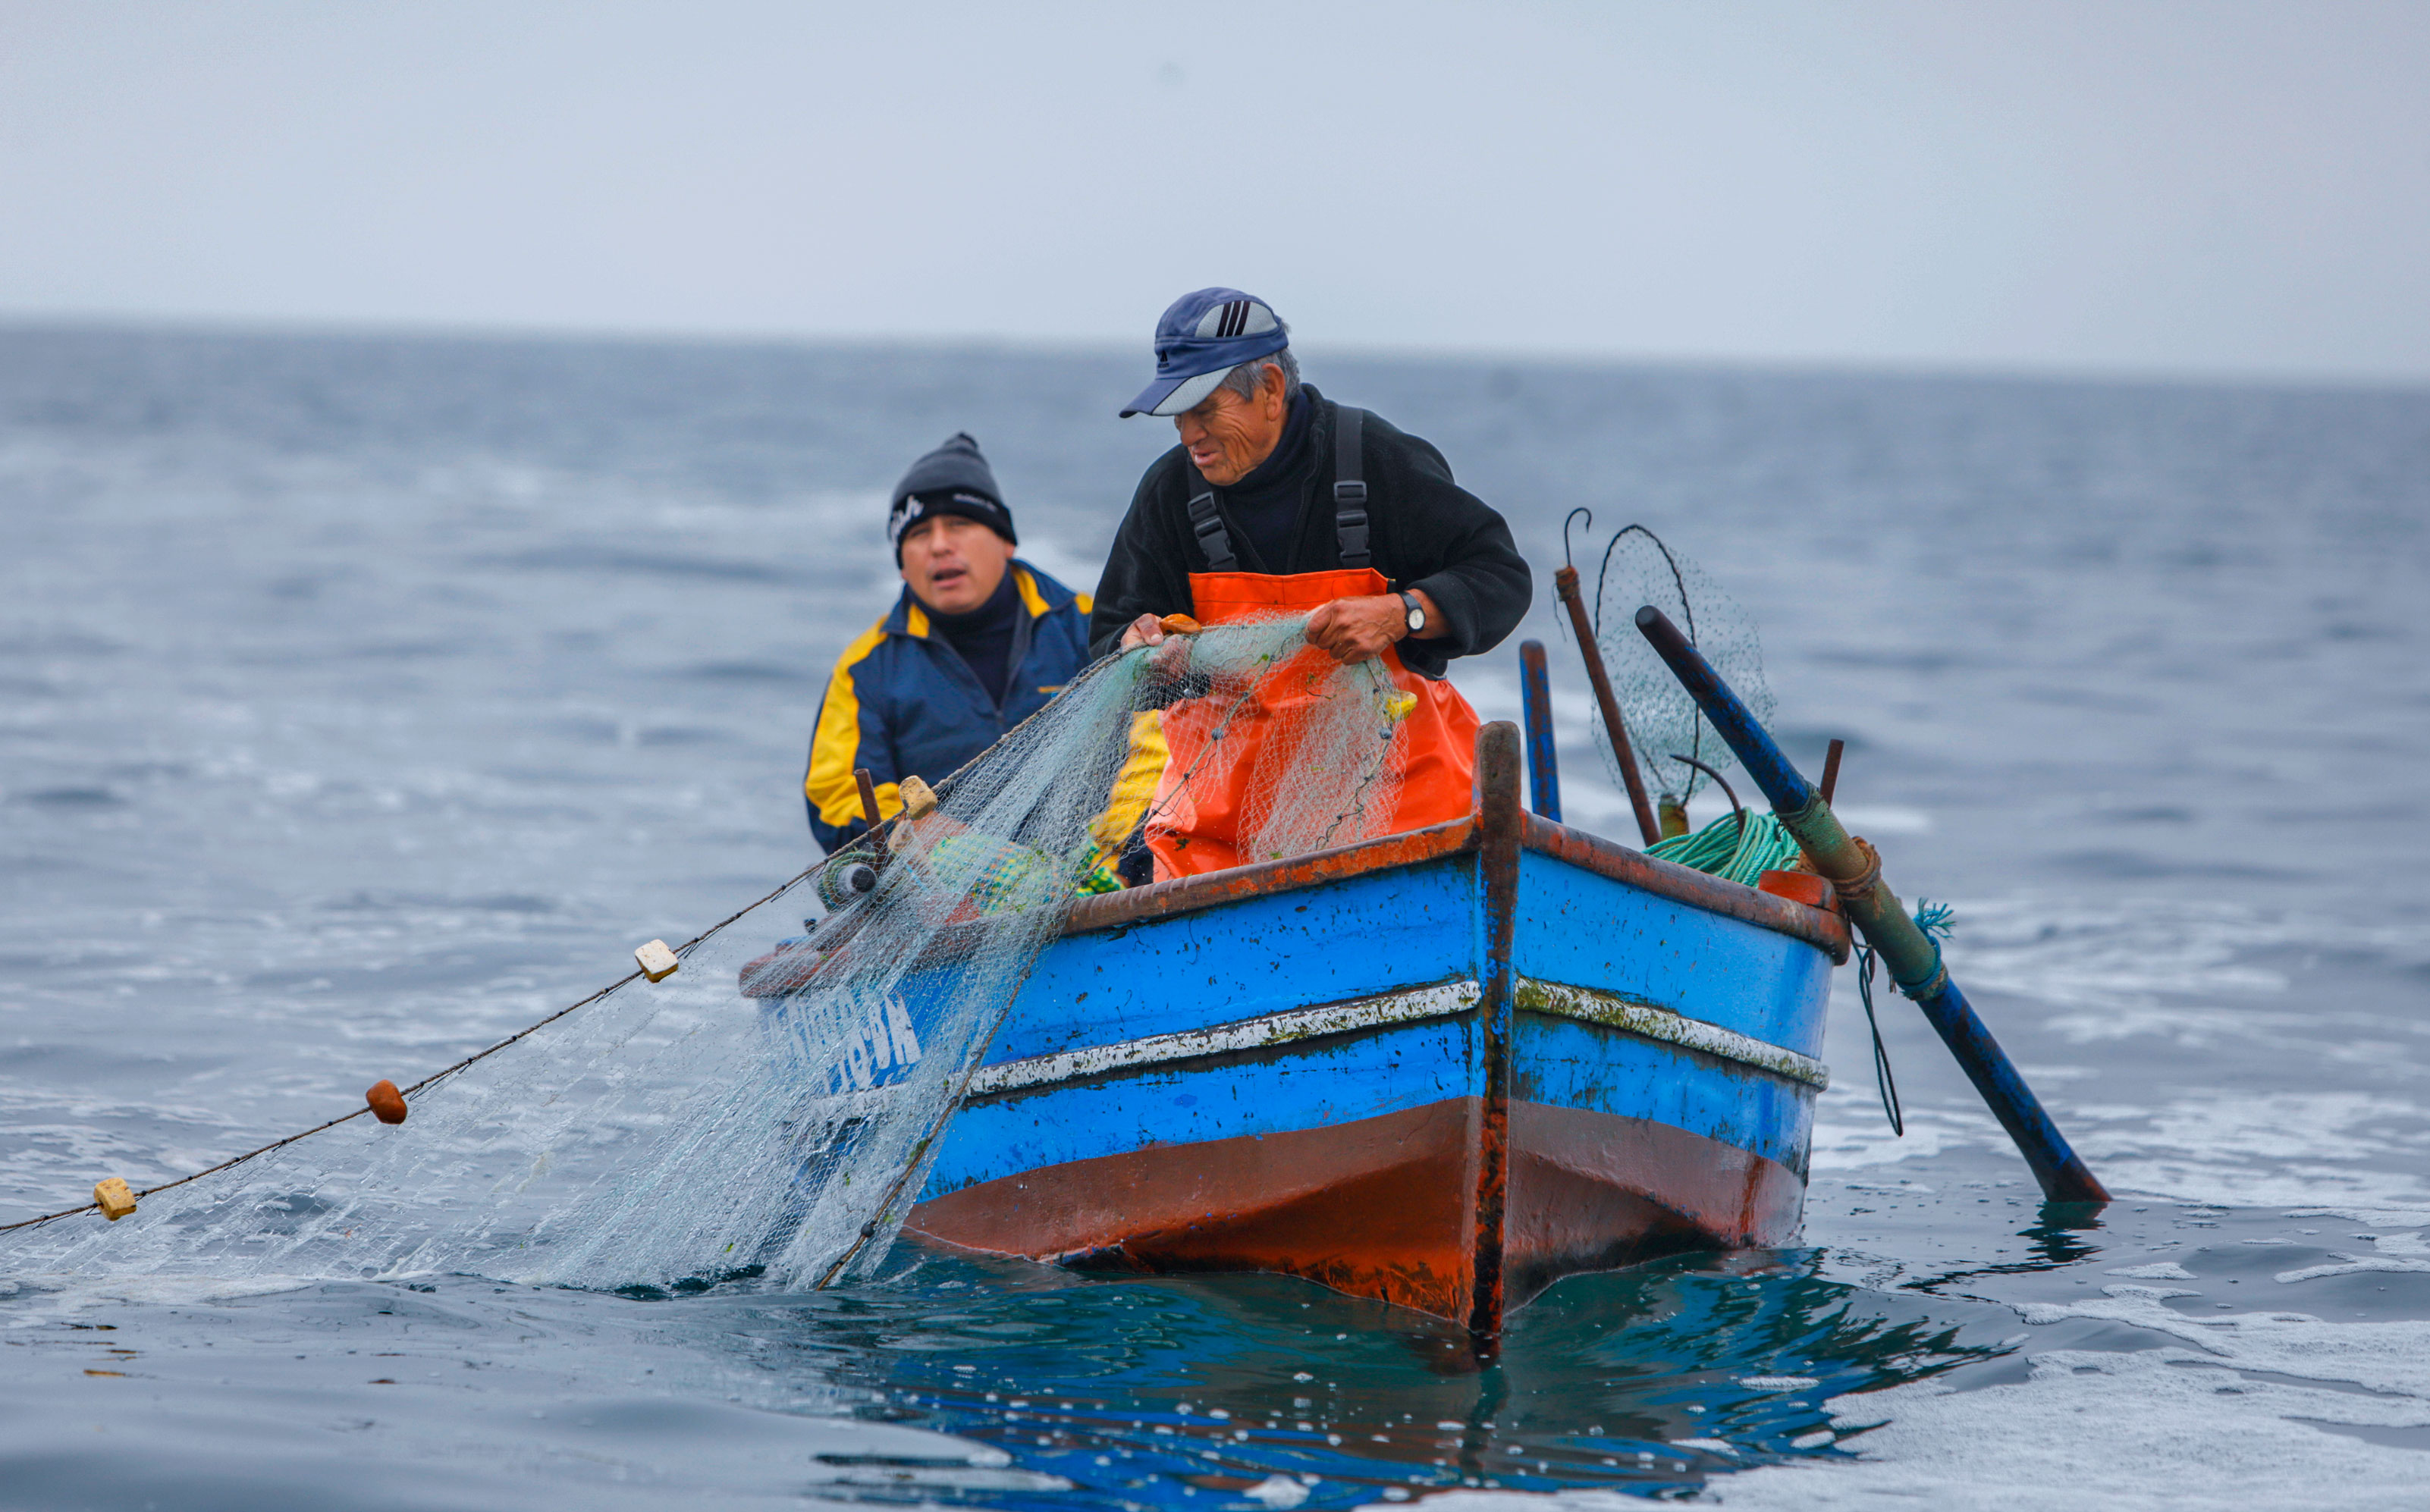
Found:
[905,723,1848,1336]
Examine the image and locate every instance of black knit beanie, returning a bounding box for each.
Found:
[888,432,1016,561]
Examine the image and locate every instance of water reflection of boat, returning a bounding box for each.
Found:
[897,723,1847,1336]
[780,1245,2003,1498]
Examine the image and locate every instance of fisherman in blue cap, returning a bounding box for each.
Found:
[802,433,1094,853]
[1092,289,1531,878]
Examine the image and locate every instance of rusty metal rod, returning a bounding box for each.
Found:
[854,768,883,831]
[1552,564,1659,845]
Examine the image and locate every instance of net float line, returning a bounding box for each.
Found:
[0,636,1286,1245]
[0,859,829,1237]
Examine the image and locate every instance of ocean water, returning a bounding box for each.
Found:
[2,324,2426,1510]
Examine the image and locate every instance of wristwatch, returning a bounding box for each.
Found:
[1398,591,1427,637]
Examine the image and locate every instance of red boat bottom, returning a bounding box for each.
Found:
[906,1097,1803,1326]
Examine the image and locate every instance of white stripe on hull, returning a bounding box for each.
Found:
[969,976,1827,1099]
[969,981,1480,1098]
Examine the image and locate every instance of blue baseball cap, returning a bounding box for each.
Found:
[1119,287,1289,418]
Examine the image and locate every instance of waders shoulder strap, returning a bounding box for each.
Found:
[1185,402,1367,572]
[1184,467,1238,572]
[1333,403,1370,569]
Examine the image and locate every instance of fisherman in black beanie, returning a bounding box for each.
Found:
[803,433,1094,853]
[886,431,1018,562]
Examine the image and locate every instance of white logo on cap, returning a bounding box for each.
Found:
[1194,299,1278,340]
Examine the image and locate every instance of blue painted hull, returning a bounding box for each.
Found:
[903,748,1847,1330]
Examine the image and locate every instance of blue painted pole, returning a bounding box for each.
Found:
[1633,606,2108,1204]
[1517,640,1562,822]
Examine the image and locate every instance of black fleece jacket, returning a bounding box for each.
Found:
[1086,387,1531,679]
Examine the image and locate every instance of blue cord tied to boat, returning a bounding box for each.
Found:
[1906,898,1956,992]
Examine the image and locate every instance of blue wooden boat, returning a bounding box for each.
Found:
[885,723,1848,1335]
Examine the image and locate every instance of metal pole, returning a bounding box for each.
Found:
[1632,605,2109,1205]
[1552,565,1660,845]
[1516,640,1562,822]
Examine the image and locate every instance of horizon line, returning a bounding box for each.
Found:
[5,307,2425,400]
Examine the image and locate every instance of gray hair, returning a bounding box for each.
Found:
[1216,343,1301,405]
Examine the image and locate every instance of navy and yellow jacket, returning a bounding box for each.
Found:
[804,563,1093,853]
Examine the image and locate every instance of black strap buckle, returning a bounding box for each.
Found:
[1188,487,1238,571]
[1335,512,1370,569]
[1333,406,1370,569]
[1335,482,1370,567]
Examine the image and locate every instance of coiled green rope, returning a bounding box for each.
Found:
[1644,807,1805,886]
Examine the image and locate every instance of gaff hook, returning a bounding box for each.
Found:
[1666,753,1744,852]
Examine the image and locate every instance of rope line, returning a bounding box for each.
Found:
[5,646,1166,1237]
[1854,944,1906,1137]
[0,860,824,1238]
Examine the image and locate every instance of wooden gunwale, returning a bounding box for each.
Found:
[1060,817,1477,935]
[1057,811,1848,962]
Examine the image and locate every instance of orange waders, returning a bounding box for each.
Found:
[1144,406,1482,881]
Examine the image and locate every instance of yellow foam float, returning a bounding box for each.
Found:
[634,939,680,983]
[93,1177,137,1222]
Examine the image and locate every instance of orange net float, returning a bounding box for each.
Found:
[365,1079,409,1125]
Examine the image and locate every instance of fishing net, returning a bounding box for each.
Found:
[7,613,1414,1294]
[1585,525,1777,814]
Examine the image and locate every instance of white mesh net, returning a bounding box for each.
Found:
[8,614,1418,1294]
[1585,525,1775,809]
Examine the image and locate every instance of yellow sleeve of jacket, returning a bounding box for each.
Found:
[1088,711,1169,850]
[805,620,900,848]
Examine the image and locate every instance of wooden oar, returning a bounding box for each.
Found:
[1634,605,2108,1204]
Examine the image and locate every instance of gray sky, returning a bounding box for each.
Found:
[4,1,2426,381]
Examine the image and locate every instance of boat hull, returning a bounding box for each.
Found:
[900,724,1845,1334]
[911,1094,1803,1321]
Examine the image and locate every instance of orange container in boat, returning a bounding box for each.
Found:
[1757,868,1837,912]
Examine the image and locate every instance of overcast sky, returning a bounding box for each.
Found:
[3,2,2426,381]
